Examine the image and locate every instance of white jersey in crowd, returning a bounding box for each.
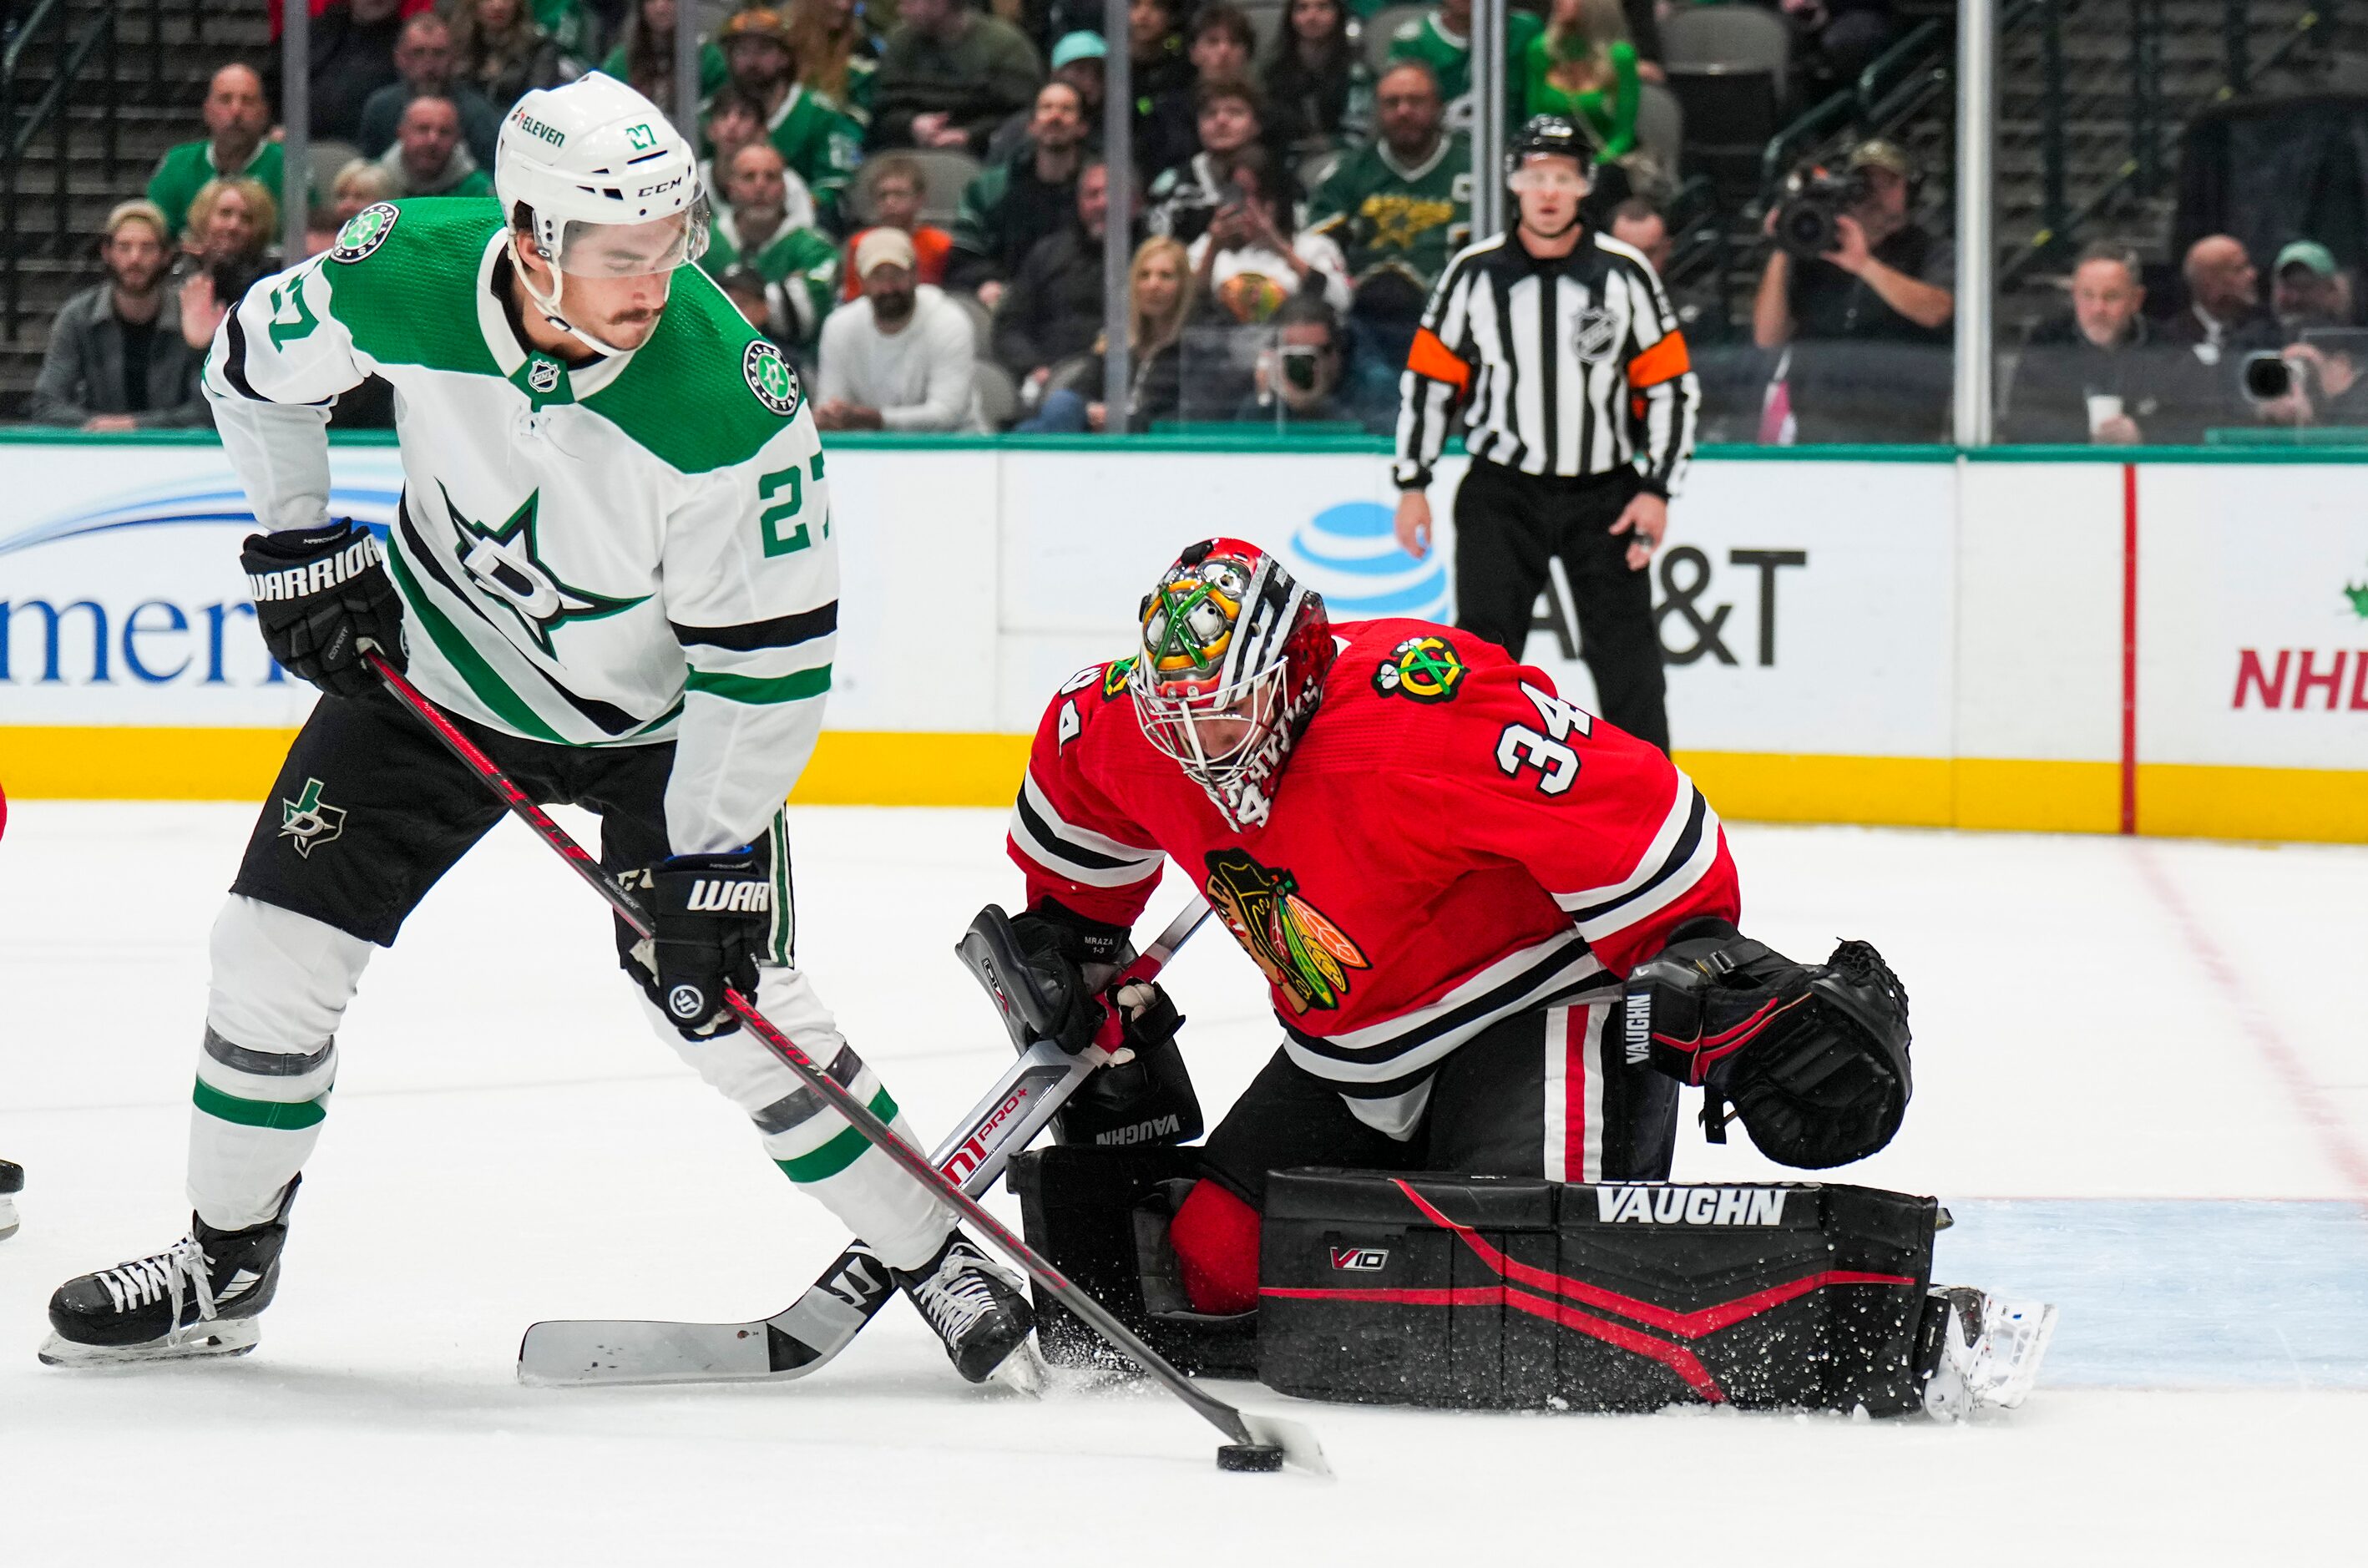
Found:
[203,196,836,854]
[815,283,984,432]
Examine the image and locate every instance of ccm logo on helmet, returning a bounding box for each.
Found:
[1592,1186,1789,1226]
[637,175,686,199]
[686,879,771,913]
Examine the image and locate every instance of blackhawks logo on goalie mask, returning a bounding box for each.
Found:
[1372,635,1466,702]
[1202,847,1369,1014]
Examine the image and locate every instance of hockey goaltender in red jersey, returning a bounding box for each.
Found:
[993,537,2056,1419]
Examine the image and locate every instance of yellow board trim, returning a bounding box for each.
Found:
[0,726,1032,809]
[3,729,2362,844]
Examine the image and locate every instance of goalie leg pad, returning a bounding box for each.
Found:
[1257,1169,1940,1414]
[1005,1146,1259,1377]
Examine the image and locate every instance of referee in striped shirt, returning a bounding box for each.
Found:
[1392,117,1701,752]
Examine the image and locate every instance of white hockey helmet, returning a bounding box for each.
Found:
[495,72,709,281]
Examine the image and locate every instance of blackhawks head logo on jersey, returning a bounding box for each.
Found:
[1372,635,1466,702]
[1202,847,1370,1014]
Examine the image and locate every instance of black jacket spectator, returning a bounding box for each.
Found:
[33,282,209,429]
[995,227,1109,379]
[306,0,408,144]
[1262,0,1370,155]
[949,134,1083,291]
[869,0,1045,154]
[2003,314,2215,445]
[357,14,503,167]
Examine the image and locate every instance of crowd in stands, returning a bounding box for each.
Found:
[28,0,2368,448]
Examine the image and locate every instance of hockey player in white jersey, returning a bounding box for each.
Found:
[43,74,1035,1383]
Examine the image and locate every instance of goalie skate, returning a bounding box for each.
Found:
[1920,1285,2057,1422]
[0,1158,21,1240]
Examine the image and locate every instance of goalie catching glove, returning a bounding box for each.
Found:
[241,521,405,698]
[1625,918,1911,1169]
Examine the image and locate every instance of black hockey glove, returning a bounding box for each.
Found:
[1050,978,1203,1147]
[1625,918,1913,1170]
[648,850,772,1039]
[241,520,405,699]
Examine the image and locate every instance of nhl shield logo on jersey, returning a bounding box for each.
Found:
[278,778,347,857]
[744,340,802,417]
[1202,848,1370,1014]
[1372,635,1465,703]
[329,202,399,264]
[1571,305,1621,362]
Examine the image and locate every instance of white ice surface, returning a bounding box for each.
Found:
[2,804,2364,1565]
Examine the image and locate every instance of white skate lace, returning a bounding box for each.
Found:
[912,1252,1003,1345]
[94,1236,218,1323]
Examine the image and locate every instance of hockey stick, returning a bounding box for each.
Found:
[368,655,1327,1476]
[515,899,1210,1388]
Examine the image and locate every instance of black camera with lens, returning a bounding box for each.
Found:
[1773,164,1871,260]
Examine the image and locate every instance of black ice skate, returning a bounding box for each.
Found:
[0,1159,22,1240]
[894,1232,1041,1389]
[39,1179,301,1368]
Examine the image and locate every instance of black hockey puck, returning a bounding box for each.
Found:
[1216,1443,1285,1473]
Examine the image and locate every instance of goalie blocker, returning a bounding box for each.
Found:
[1012,1147,1951,1415]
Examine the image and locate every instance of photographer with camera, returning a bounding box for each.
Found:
[1753,139,1954,444]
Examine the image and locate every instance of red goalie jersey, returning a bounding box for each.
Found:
[1007,618,1742,1102]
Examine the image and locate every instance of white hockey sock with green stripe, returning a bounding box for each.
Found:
[644,965,950,1271]
[189,897,372,1231]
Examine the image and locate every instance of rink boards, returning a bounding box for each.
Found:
[0,432,2363,842]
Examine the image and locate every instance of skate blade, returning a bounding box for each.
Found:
[985,1335,1048,1399]
[0,1196,17,1240]
[38,1318,260,1368]
[1988,1300,2059,1410]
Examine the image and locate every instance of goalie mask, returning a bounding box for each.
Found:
[1130,539,1333,831]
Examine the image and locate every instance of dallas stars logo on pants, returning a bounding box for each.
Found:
[440,484,646,657]
[279,777,346,857]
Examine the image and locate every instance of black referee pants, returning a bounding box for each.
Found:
[1452,458,1671,752]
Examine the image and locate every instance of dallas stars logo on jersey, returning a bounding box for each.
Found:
[440,483,647,658]
[1202,847,1370,1014]
[1373,635,1466,702]
[279,778,346,857]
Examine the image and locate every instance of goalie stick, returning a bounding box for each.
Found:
[367,655,1327,1475]
[515,899,1210,1389]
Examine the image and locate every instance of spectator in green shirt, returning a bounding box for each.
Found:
[720,8,863,229]
[1387,0,1542,129]
[1523,0,1638,162]
[869,0,1044,156]
[149,64,289,245]
[704,141,842,345]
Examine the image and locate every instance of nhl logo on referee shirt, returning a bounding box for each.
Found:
[1571,305,1620,363]
[278,778,347,857]
[743,340,802,417]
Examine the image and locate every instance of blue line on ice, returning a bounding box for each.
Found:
[1937,1198,2368,1388]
